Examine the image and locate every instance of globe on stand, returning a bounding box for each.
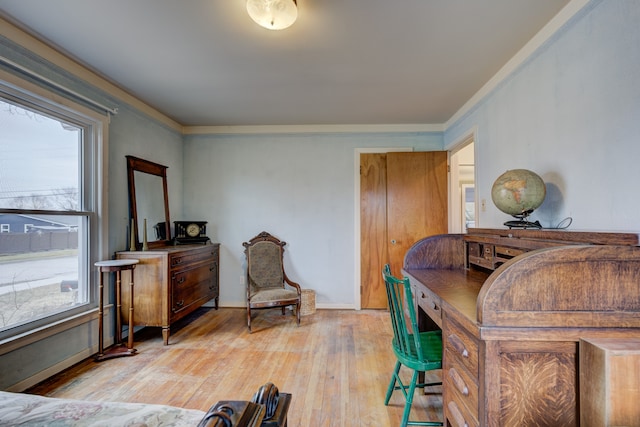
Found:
[491,169,546,229]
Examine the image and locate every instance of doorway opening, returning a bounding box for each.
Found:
[449,133,476,233]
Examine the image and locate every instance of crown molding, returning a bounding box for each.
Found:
[183,123,444,135]
[0,16,182,132]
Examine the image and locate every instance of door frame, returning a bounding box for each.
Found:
[354,147,413,310]
[447,126,478,233]
[355,132,478,309]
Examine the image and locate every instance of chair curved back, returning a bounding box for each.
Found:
[247,241,285,291]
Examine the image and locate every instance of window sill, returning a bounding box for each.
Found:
[0,305,111,356]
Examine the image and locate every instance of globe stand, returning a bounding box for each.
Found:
[504,210,542,229]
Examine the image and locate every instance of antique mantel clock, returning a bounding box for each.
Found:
[173,221,210,244]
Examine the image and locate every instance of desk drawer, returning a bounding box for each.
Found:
[445,349,479,424]
[446,399,479,427]
[444,319,479,377]
[417,288,442,328]
[494,245,526,266]
[468,255,494,270]
[467,242,497,270]
[467,242,481,258]
[495,245,525,258]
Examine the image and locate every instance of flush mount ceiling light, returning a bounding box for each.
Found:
[246,0,298,30]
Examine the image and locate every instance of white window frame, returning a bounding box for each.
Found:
[0,72,108,344]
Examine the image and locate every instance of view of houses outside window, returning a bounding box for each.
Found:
[0,98,88,334]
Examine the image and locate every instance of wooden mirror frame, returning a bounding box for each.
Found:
[126,155,171,249]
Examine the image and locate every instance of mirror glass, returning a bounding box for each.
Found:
[126,155,171,249]
[134,171,166,240]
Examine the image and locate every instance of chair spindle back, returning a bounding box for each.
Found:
[383,265,424,361]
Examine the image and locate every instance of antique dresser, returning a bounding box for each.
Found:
[116,243,219,345]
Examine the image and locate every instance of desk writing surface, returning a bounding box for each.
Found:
[403,268,486,325]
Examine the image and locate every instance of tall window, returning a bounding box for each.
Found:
[0,86,102,339]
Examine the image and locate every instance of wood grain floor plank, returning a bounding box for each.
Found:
[26,308,443,426]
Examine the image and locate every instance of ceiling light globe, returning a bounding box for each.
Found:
[247,0,298,31]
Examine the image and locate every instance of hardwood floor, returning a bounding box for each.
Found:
[27,308,443,426]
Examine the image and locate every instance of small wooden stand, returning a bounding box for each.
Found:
[95,259,139,361]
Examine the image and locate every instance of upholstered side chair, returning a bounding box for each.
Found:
[242,231,301,333]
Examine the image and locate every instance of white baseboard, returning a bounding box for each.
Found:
[215,302,356,310]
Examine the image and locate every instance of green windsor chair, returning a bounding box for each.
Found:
[383,264,443,427]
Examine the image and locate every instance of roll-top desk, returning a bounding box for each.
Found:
[402,228,640,427]
[116,243,219,345]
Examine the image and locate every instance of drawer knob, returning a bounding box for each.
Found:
[448,368,469,396]
[173,258,183,265]
[172,300,185,312]
[448,334,469,358]
[176,277,186,285]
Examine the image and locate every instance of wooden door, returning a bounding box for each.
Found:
[360,151,448,309]
[360,153,388,309]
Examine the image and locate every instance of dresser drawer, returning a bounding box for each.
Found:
[444,319,479,377]
[170,245,218,268]
[417,288,442,328]
[445,349,479,424]
[171,262,217,315]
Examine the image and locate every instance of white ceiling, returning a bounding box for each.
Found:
[0,0,571,127]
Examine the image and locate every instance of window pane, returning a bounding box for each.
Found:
[0,215,86,331]
[0,96,89,335]
[0,100,80,210]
